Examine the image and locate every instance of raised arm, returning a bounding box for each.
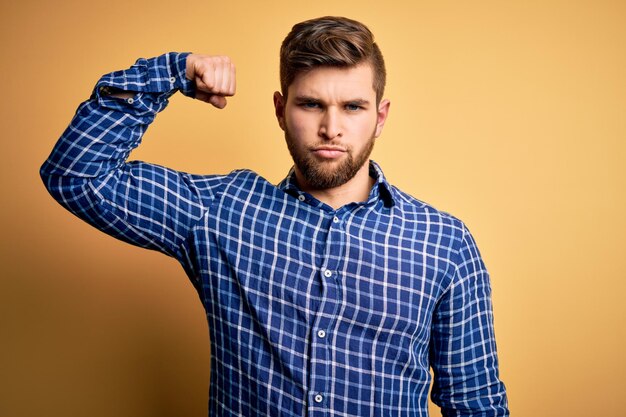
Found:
[40,53,236,259]
[430,225,509,416]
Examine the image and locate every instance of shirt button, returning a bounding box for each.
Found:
[323,269,332,278]
[126,98,134,104]
[317,329,326,338]
[314,394,324,403]
[333,216,339,223]
[298,195,306,202]
[169,76,176,83]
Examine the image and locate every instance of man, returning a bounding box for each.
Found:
[41,16,509,417]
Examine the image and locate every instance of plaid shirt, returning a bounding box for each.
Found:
[41,53,508,416]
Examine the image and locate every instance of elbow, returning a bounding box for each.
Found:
[39,160,54,194]
[39,159,61,199]
[39,160,50,184]
[39,159,85,208]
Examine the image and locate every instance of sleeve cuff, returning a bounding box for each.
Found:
[92,52,193,114]
[94,52,193,97]
[146,52,193,94]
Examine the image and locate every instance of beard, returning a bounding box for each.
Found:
[284,128,376,190]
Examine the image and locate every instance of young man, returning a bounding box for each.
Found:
[41,16,509,417]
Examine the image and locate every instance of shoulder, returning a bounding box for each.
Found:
[388,186,487,292]
[185,168,263,192]
[387,184,472,255]
[371,161,466,236]
[186,169,281,205]
[390,185,466,231]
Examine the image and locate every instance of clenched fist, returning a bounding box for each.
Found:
[186,54,236,109]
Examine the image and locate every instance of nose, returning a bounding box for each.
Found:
[319,108,342,140]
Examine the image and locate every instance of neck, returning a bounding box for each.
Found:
[296,161,374,210]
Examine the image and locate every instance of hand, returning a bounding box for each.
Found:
[186,54,236,109]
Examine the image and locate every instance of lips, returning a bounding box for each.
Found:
[312,146,346,159]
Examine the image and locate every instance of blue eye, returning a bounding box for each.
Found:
[346,104,361,111]
[302,102,320,109]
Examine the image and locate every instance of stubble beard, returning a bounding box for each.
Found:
[284,129,376,190]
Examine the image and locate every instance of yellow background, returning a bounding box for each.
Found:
[1,1,625,416]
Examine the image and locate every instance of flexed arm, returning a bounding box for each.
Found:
[41,53,236,259]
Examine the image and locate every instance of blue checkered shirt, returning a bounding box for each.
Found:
[41,53,508,416]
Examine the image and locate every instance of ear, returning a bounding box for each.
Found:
[374,99,390,138]
[273,91,286,131]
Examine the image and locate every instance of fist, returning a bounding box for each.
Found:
[186,54,236,109]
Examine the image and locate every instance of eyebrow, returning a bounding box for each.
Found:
[345,99,370,106]
[293,96,371,106]
[293,95,321,103]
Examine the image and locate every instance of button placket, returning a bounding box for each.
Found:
[309,265,337,409]
[308,211,347,414]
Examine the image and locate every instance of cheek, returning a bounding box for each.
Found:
[286,112,315,137]
[352,115,378,136]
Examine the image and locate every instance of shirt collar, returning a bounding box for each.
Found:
[277,160,395,208]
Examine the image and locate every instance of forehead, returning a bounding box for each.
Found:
[287,63,376,100]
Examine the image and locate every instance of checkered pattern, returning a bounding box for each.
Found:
[41,53,508,416]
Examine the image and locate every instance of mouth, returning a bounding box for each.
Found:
[311,146,347,159]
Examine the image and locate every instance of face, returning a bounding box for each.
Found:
[274,63,390,191]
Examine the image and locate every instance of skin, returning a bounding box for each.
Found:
[273,64,390,208]
[185,54,237,108]
[129,54,390,209]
